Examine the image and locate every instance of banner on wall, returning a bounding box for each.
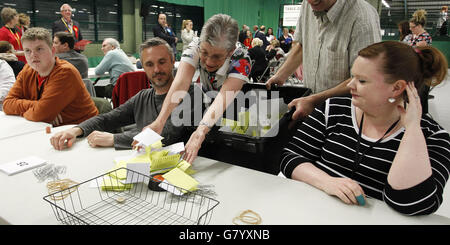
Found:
[283,4,301,26]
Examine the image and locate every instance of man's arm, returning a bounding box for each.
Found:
[288,78,351,120]
[94,52,113,75]
[2,71,38,116]
[265,42,303,89]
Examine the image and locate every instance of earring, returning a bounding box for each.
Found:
[388,98,396,103]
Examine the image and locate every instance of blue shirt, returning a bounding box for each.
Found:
[95,48,135,86]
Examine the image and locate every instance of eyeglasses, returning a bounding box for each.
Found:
[199,50,228,63]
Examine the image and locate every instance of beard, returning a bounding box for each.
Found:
[150,72,172,88]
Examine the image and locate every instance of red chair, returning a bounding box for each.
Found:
[111,71,151,108]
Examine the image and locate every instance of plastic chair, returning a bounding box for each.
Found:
[111,71,151,108]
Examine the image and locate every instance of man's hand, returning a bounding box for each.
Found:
[287,95,318,120]
[86,131,114,148]
[50,127,81,150]
[87,131,114,147]
[265,73,287,90]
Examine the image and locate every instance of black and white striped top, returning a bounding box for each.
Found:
[280,97,450,215]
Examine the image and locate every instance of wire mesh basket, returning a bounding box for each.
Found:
[43,167,219,225]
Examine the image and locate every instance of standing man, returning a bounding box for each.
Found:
[255,25,270,50]
[153,13,178,57]
[52,4,83,50]
[2,27,97,126]
[266,0,381,120]
[53,31,88,78]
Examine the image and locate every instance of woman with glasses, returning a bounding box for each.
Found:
[140,14,252,164]
[407,9,432,47]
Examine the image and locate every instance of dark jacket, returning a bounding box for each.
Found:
[254,31,269,50]
[152,24,176,45]
[52,18,83,42]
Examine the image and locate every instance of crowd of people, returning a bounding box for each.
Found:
[0,0,449,216]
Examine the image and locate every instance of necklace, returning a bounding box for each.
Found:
[352,113,400,178]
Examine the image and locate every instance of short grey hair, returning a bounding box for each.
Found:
[139,37,174,61]
[200,14,238,52]
[60,3,73,11]
[103,38,120,49]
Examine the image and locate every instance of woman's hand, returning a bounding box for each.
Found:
[397,82,422,130]
[322,176,366,205]
[183,126,208,163]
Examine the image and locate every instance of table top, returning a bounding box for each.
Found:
[0,111,51,141]
[1,124,449,225]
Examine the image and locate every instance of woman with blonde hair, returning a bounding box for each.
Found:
[181,19,196,51]
[408,9,431,47]
[248,38,268,82]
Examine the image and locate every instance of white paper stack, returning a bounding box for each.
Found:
[0,156,47,176]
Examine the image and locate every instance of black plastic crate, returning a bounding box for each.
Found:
[199,83,311,175]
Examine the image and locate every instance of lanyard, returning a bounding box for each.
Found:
[61,18,73,34]
[7,27,22,49]
[352,113,400,178]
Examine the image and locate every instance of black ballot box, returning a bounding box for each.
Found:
[197,83,311,175]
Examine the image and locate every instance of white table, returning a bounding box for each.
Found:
[88,67,109,79]
[0,111,51,141]
[0,124,449,225]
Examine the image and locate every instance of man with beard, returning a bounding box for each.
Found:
[50,37,194,150]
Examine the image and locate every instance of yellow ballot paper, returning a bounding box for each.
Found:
[101,177,133,191]
[151,154,180,173]
[109,161,128,180]
[162,167,199,193]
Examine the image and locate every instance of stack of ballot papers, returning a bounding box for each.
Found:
[99,128,198,195]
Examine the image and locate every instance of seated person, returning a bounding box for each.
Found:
[2,27,98,126]
[53,31,89,78]
[0,40,25,77]
[0,59,15,109]
[95,38,135,87]
[280,41,450,215]
[265,39,285,61]
[50,37,194,150]
[248,38,268,83]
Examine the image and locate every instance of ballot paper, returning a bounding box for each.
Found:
[155,142,185,155]
[133,128,163,147]
[0,156,47,176]
[121,163,151,184]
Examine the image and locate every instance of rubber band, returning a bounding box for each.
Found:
[47,179,79,201]
[232,209,262,225]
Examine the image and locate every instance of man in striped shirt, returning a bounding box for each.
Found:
[266,0,381,120]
